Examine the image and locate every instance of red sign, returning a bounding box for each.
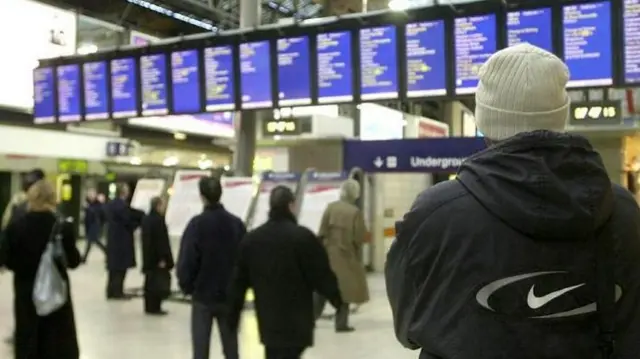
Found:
[418,120,448,138]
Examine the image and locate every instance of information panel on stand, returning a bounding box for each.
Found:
[220,177,255,223]
[33,0,628,124]
[298,172,346,234]
[250,172,300,230]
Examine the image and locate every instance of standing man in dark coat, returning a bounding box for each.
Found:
[177,176,245,359]
[81,188,106,263]
[141,196,174,315]
[228,186,343,359]
[105,183,143,300]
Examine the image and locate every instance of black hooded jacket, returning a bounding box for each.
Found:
[386,131,640,359]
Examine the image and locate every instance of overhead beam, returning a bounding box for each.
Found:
[154,0,239,25]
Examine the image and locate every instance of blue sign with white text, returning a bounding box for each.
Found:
[262,171,301,182]
[343,138,486,173]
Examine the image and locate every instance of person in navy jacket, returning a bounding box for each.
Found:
[82,188,106,263]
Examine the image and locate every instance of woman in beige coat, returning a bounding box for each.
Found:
[315,179,369,332]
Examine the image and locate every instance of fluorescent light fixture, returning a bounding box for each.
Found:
[162,156,179,167]
[130,156,142,165]
[77,43,98,55]
[126,0,218,31]
[198,158,214,170]
[174,132,187,140]
[388,0,410,11]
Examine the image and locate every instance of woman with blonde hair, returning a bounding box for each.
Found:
[0,179,81,359]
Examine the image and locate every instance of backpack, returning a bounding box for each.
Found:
[33,218,68,316]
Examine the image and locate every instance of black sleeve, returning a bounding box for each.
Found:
[228,239,250,330]
[299,228,343,308]
[141,218,155,269]
[0,224,13,269]
[177,217,201,294]
[61,220,81,269]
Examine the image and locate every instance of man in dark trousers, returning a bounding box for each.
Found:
[82,188,106,263]
[177,176,245,359]
[141,196,174,315]
[228,186,343,359]
[105,183,143,300]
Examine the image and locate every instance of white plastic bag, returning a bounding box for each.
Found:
[33,241,68,316]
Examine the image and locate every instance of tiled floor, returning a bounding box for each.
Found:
[0,252,415,359]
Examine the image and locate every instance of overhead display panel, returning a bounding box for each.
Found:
[507,8,553,52]
[171,49,202,114]
[204,45,235,111]
[454,14,497,95]
[140,53,169,116]
[317,31,353,104]
[405,20,447,98]
[33,67,56,124]
[240,40,273,109]
[111,57,138,118]
[277,36,312,106]
[359,25,399,101]
[83,61,109,121]
[623,0,640,85]
[562,1,613,88]
[57,64,82,123]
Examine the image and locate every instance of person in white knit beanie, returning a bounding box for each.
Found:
[474,43,571,141]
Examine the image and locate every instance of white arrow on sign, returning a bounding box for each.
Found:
[373,157,384,168]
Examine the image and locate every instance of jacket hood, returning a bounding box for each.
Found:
[457,131,614,241]
[340,179,360,202]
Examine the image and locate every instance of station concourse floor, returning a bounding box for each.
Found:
[0,254,415,359]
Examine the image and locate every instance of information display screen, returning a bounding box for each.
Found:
[624,0,640,84]
[140,54,169,116]
[33,67,56,124]
[83,61,109,120]
[57,64,82,122]
[277,36,312,106]
[359,26,398,100]
[454,15,497,95]
[204,46,235,111]
[405,20,447,97]
[507,8,553,51]
[240,41,273,109]
[317,31,353,103]
[562,1,613,88]
[171,49,201,114]
[111,58,138,118]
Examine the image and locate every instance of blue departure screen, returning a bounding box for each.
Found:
[140,54,169,115]
[507,8,553,51]
[454,15,497,95]
[171,49,201,114]
[204,46,235,111]
[624,0,640,84]
[240,41,273,109]
[111,58,138,118]
[83,61,109,120]
[562,1,613,88]
[359,26,398,100]
[405,20,447,98]
[317,31,353,103]
[57,64,81,122]
[277,36,311,106]
[33,67,55,124]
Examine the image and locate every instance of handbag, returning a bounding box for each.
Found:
[33,218,68,316]
[147,269,172,300]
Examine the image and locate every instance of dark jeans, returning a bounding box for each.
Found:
[106,270,127,298]
[191,301,238,359]
[314,294,349,329]
[265,347,305,359]
[82,225,106,262]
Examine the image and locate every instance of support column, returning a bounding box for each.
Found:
[233,0,262,176]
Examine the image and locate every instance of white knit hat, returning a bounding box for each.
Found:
[475,43,571,140]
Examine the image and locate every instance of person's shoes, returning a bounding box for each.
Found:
[335,326,355,333]
[107,294,131,301]
[145,310,168,316]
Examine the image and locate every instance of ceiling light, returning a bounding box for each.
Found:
[130,156,142,165]
[77,43,98,55]
[174,132,187,140]
[388,0,410,11]
[162,156,179,167]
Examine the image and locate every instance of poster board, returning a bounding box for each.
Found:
[165,170,210,237]
[249,172,300,230]
[130,178,166,214]
[220,177,255,223]
[297,172,346,234]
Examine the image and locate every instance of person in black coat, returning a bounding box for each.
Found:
[0,179,81,359]
[104,183,144,300]
[81,189,106,263]
[177,176,245,359]
[228,186,343,359]
[141,196,174,315]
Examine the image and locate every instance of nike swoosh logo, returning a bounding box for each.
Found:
[527,283,585,309]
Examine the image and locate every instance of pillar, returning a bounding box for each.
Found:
[233,0,262,176]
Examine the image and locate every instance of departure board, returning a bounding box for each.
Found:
[240,41,273,109]
[204,46,235,111]
[57,64,82,122]
[140,54,169,116]
[359,26,398,101]
[277,36,312,106]
[624,0,640,84]
[405,20,447,98]
[562,2,613,88]
[33,67,56,124]
[83,61,109,120]
[317,31,353,103]
[171,49,201,114]
[111,58,138,118]
[454,15,497,95]
[507,8,553,52]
